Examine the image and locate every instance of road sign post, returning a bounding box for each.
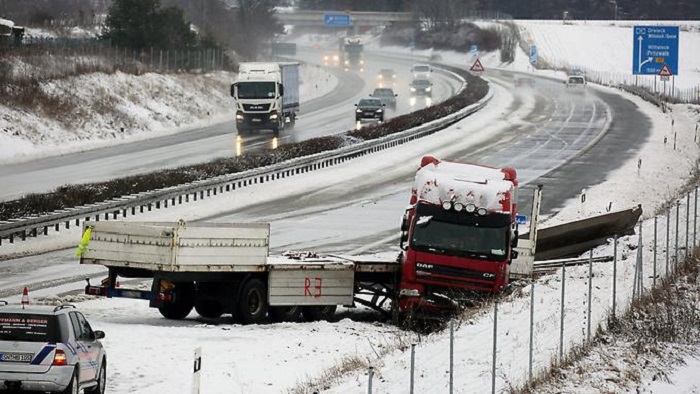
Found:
[529,45,538,67]
[633,26,679,76]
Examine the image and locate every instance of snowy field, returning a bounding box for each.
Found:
[2,20,700,393]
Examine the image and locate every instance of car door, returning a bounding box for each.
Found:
[69,312,98,383]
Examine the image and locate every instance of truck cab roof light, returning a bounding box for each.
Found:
[453,202,464,211]
[441,201,452,210]
[477,208,488,216]
[465,203,477,213]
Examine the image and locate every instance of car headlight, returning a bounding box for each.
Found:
[376,109,383,113]
[333,55,339,61]
[410,87,416,92]
[426,87,432,92]
[356,109,362,113]
[345,60,349,65]
[378,75,383,79]
[360,60,364,65]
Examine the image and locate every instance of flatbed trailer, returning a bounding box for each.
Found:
[80,221,401,324]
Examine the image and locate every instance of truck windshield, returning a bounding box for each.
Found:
[410,204,510,261]
[345,44,363,54]
[237,82,276,99]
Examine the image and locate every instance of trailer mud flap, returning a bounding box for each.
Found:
[268,263,355,306]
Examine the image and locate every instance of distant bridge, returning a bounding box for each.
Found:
[275,10,413,27]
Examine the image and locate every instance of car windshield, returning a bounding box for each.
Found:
[237,82,276,99]
[358,99,381,107]
[0,313,58,342]
[409,203,510,261]
[372,89,394,97]
[414,65,430,72]
[568,77,585,84]
[380,69,394,76]
[413,79,430,86]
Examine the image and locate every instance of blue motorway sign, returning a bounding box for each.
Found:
[324,13,351,27]
[633,26,679,75]
[516,215,528,225]
[529,45,538,66]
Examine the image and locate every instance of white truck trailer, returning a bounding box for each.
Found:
[230,62,300,135]
[80,221,400,324]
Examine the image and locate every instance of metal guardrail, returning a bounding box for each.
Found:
[0,67,491,247]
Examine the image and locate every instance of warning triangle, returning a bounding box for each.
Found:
[658,64,672,77]
[470,58,485,72]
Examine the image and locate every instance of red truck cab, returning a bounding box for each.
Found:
[398,156,519,313]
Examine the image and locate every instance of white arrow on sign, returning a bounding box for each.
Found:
[637,35,653,73]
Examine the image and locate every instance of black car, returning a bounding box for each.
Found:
[355,98,385,122]
[410,78,433,96]
[370,88,398,109]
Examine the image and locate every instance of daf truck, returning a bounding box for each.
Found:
[230,62,300,135]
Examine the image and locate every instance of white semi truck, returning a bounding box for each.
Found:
[230,62,300,135]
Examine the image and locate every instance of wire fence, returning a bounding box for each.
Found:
[550,62,700,106]
[356,189,700,393]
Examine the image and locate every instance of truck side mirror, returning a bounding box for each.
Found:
[510,250,519,260]
[279,83,284,97]
[230,83,237,97]
[399,232,409,251]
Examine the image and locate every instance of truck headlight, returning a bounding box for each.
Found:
[269,113,278,120]
[410,87,416,92]
[236,114,244,120]
[356,109,362,113]
[426,87,432,92]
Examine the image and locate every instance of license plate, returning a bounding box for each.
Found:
[251,118,262,122]
[0,352,33,363]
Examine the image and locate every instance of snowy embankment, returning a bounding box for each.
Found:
[0,64,337,164]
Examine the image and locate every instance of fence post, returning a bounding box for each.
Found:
[587,250,593,342]
[667,207,671,275]
[410,344,415,394]
[676,200,680,271]
[449,319,454,394]
[492,301,498,394]
[686,193,690,259]
[529,281,535,381]
[367,366,374,394]
[694,187,698,248]
[653,216,658,287]
[559,262,566,362]
[612,235,618,318]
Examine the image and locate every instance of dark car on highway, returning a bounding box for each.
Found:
[355,98,385,122]
[410,78,433,96]
[370,88,398,110]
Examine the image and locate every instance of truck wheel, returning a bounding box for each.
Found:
[195,301,223,319]
[302,305,337,322]
[237,278,268,325]
[158,283,195,320]
[269,306,302,323]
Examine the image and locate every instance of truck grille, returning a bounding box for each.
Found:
[242,103,271,111]
[415,262,497,283]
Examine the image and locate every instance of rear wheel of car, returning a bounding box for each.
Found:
[237,278,268,325]
[60,369,79,394]
[158,283,195,320]
[85,362,106,394]
[302,305,337,322]
[195,300,223,319]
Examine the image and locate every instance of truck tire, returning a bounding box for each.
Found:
[195,300,223,319]
[269,305,302,322]
[158,283,195,320]
[237,278,268,325]
[302,305,337,322]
